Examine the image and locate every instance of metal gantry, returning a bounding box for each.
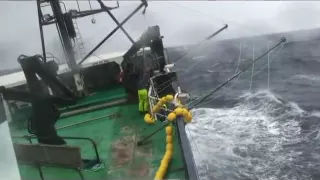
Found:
[36,0,148,71]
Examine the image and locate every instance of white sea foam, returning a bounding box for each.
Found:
[187,90,316,180]
[292,74,320,82]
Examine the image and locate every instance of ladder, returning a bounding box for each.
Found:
[73,19,86,59]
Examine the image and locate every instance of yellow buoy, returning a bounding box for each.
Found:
[181,108,189,117]
[167,112,176,122]
[152,105,161,113]
[155,171,163,180]
[166,143,173,151]
[144,113,151,119]
[166,135,173,143]
[163,155,171,161]
[165,95,174,102]
[174,107,183,116]
[184,112,193,123]
[144,114,154,124]
[165,126,173,135]
[160,162,168,169]
[161,158,169,166]
[145,117,154,124]
[158,166,167,176]
[165,150,173,156]
[164,152,172,160]
[177,99,183,108]
[160,97,167,104]
[157,100,164,107]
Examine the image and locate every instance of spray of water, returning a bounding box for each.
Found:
[187,90,320,180]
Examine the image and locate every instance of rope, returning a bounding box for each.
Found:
[249,44,255,92]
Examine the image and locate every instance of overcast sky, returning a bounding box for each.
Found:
[1,1,320,70]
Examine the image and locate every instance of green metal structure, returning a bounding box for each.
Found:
[10,87,186,180]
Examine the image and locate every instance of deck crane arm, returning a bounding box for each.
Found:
[0,55,77,105]
[0,55,78,145]
[122,25,166,73]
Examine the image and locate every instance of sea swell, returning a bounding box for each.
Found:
[172,37,320,180]
[188,90,320,180]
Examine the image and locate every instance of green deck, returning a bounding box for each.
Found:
[10,87,186,180]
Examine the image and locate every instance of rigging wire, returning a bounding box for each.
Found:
[235,42,242,74]
[166,1,269,37]
[164,2,224,28]
[88,0,93,10]
[176,39,225,79]
[183,44,287,169]
[152,1,283,95]
[76,0,81,11]
[253,42,285,77]
[188,37,286,109]
[173,24,228,64]
[151,2,281,96]
[249,44,255,92]
[155,39,236,96]
[188,73,243,108]
[153,38,285,108]
[186,47,244,108]
[190,41,286,108]
[267,42,270,89]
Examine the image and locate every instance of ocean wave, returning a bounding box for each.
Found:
[188,90,320,180]
[292,74,320,82]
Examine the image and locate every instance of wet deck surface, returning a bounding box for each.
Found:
[10,89,185,180]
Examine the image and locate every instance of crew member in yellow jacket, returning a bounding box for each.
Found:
[138,88,148,113]
[137,68,153,113]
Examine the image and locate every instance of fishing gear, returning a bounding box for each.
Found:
[173,24,228,64]
[189,37,287,109]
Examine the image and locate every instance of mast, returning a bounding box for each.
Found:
[49,0,77,70]
[36,0,148,94]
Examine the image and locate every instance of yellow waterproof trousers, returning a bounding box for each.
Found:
[138,89,149,112]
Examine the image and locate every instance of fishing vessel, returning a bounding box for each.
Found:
[0,1,289,180]
[0,0,199,180]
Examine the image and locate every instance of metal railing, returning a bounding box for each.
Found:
[147,70,199,180]
[148,76,160,121]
